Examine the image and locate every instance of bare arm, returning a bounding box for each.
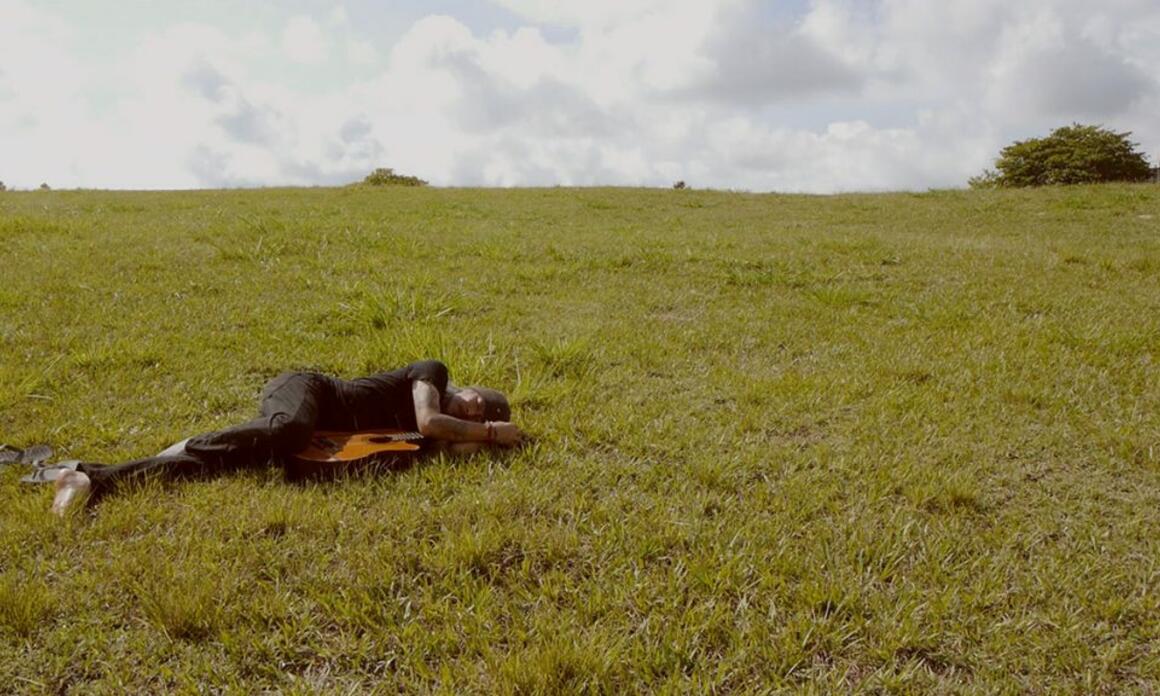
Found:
[412,380,525,446]
[412,380,490,442]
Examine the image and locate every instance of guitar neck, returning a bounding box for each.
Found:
[374,431,424,442]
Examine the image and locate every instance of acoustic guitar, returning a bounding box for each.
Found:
[295,429,426,464]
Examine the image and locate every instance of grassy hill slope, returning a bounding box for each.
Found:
[1,185,1158,692]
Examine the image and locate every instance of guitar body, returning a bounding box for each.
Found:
[295,429,425,464]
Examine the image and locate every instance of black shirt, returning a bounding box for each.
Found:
[321,360,449,431]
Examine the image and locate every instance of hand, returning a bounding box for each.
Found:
[489,422,524,447]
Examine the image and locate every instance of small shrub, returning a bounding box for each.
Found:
[967,170,1001,190]
[361,167,427,187]
[973,124,1152,188]
[38,183,50,191]
[0,181,7,192]
[673,180,687,190]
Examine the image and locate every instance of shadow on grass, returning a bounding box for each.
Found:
[89,445,526,510]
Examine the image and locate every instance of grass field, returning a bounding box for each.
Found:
[1,184,1158,693]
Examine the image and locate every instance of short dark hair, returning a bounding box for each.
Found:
[474,387,510,422]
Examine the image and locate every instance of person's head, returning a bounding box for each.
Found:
[443,386,510,422]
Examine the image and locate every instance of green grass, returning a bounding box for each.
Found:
[1,184,1158,693]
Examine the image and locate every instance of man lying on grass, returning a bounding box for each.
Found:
[51,360,523,515]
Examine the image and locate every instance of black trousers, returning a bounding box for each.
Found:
[78,372,334,497]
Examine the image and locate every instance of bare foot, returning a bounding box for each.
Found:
[52,470,91,516]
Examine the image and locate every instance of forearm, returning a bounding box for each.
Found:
[420,413,491,442]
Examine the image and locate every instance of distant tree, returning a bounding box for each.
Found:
[0,181,6,192]
[38,182,50,191]
[972,124,1152,188]
[672,180,687,190]
[362,167,427,187]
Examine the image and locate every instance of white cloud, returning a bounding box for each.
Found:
[490,0,707,29]
[1,0,1158,191]
[282,15,329,65]
[345,38,379,65]
[677,3,862,106]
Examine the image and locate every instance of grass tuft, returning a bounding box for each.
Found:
[0,572,54,638]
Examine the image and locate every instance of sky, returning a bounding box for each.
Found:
[1,0,1158,193]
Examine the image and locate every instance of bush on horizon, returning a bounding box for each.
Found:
[360,167,428,187]
[971,124,1152,188]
